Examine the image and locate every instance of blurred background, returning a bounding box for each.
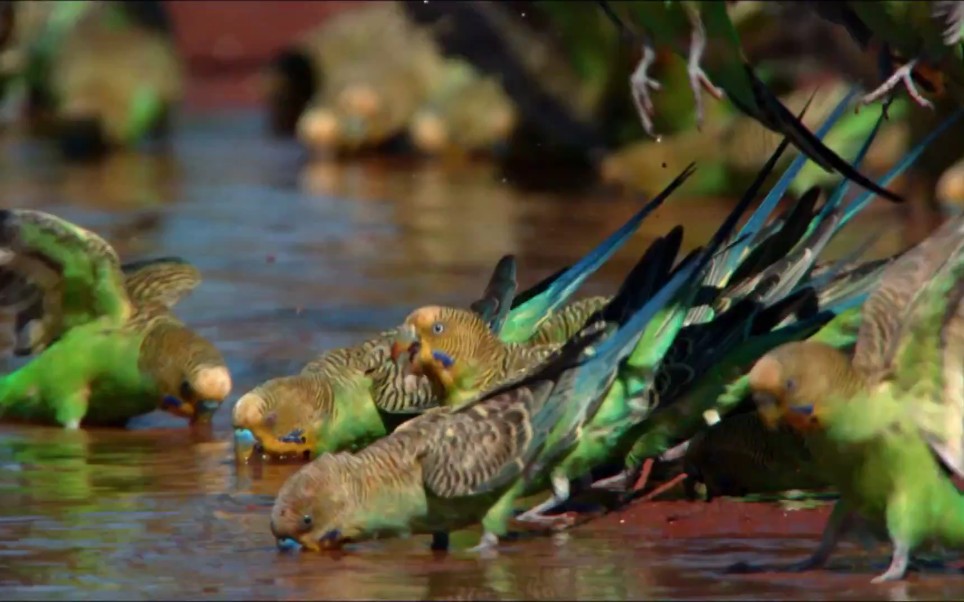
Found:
[3,0,964,221]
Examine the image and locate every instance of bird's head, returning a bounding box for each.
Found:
[145,324,231,425]
[271,454,360,553]
[747,341,849,434]
[389,306,490,394]
[231,376,324,463]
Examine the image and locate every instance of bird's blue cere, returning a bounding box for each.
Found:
[234,428,257,447]
[277,537,302,552]
[162,395,182,409]
[431,350,454,369]
[791,405,814,416]
[198,400,221,414]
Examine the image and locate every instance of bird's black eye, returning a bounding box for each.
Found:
[179,380,193,399]
[785,378,797,392]
[431,322,444,335]
[302,514,312,526]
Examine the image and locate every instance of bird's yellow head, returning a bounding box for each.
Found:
[747,341,850,434]
[231,376,323,463]
[389,306,491,394]
[271,454,361,553]
[142,323,232,425]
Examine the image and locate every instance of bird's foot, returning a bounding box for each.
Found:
[629,42,662,138]
[467,531,500,555]
[870,543,910,583]
[687,64,725,131]
[589,471,628,493]
[630,458,655,493]
[511,510,578,532]
[637,473,688,502]
[430,532,449,552]
[684,10,724,131]
[859,59,934,111]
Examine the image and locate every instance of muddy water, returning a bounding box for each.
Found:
[0,111,959,600]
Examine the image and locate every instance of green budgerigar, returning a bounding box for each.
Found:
[597,0,904,204]
[269,226,706,553]
[745,211,964,582]
[235,171,683,462]
[809,2,964,111]
[601,98,963,497]
[24,1,182,160]
[0,209,231,428]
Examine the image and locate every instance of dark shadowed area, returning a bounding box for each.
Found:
[2,109,961,600]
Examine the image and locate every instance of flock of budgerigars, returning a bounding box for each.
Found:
[4,0,964,587]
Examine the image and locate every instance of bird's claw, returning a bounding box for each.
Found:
[512,511,578,532]
[589,471,629,493]
[629,42,662,138]
[688,66,725,131]
[467,531,499,555]
[859,59,934,112]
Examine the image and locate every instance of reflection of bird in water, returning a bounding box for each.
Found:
[57,150,181,211]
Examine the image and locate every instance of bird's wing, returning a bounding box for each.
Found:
[121,257,201,308]
[0,209,131,356]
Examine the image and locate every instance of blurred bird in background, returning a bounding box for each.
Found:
[2,0,182,161]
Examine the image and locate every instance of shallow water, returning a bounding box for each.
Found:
[0,111,959,600]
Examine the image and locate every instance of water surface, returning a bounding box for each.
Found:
[0,111,957,600]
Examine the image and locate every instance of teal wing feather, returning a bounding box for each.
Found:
[499,164,696,343]
[469,254,517,333]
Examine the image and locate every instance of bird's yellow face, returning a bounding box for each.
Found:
[159,362,232,425]
[231,379,321,464]
[389,306,483,394]
[747,343,835,434]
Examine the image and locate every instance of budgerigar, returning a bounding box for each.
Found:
[506,95,959,520]
[23,1,182,160]
[0,209,231,428]
[269,224,706,553]
[408,58,518,158]
[388,165,700,405]
[806,2,964,111]
[602,100,964,496]
[745,210,964,582]
[234,176,675,461]
[597,0,905,204]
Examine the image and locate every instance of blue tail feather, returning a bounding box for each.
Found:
[503,164,696,339]
[841,109,964,228]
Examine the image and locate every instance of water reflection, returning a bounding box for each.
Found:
[0,111,957,600]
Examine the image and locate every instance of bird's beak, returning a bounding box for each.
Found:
[753,391,783,430]
[234,428,260,464]
[190,400,221,425]
[276,536,303,553]
[390,325,419,367]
